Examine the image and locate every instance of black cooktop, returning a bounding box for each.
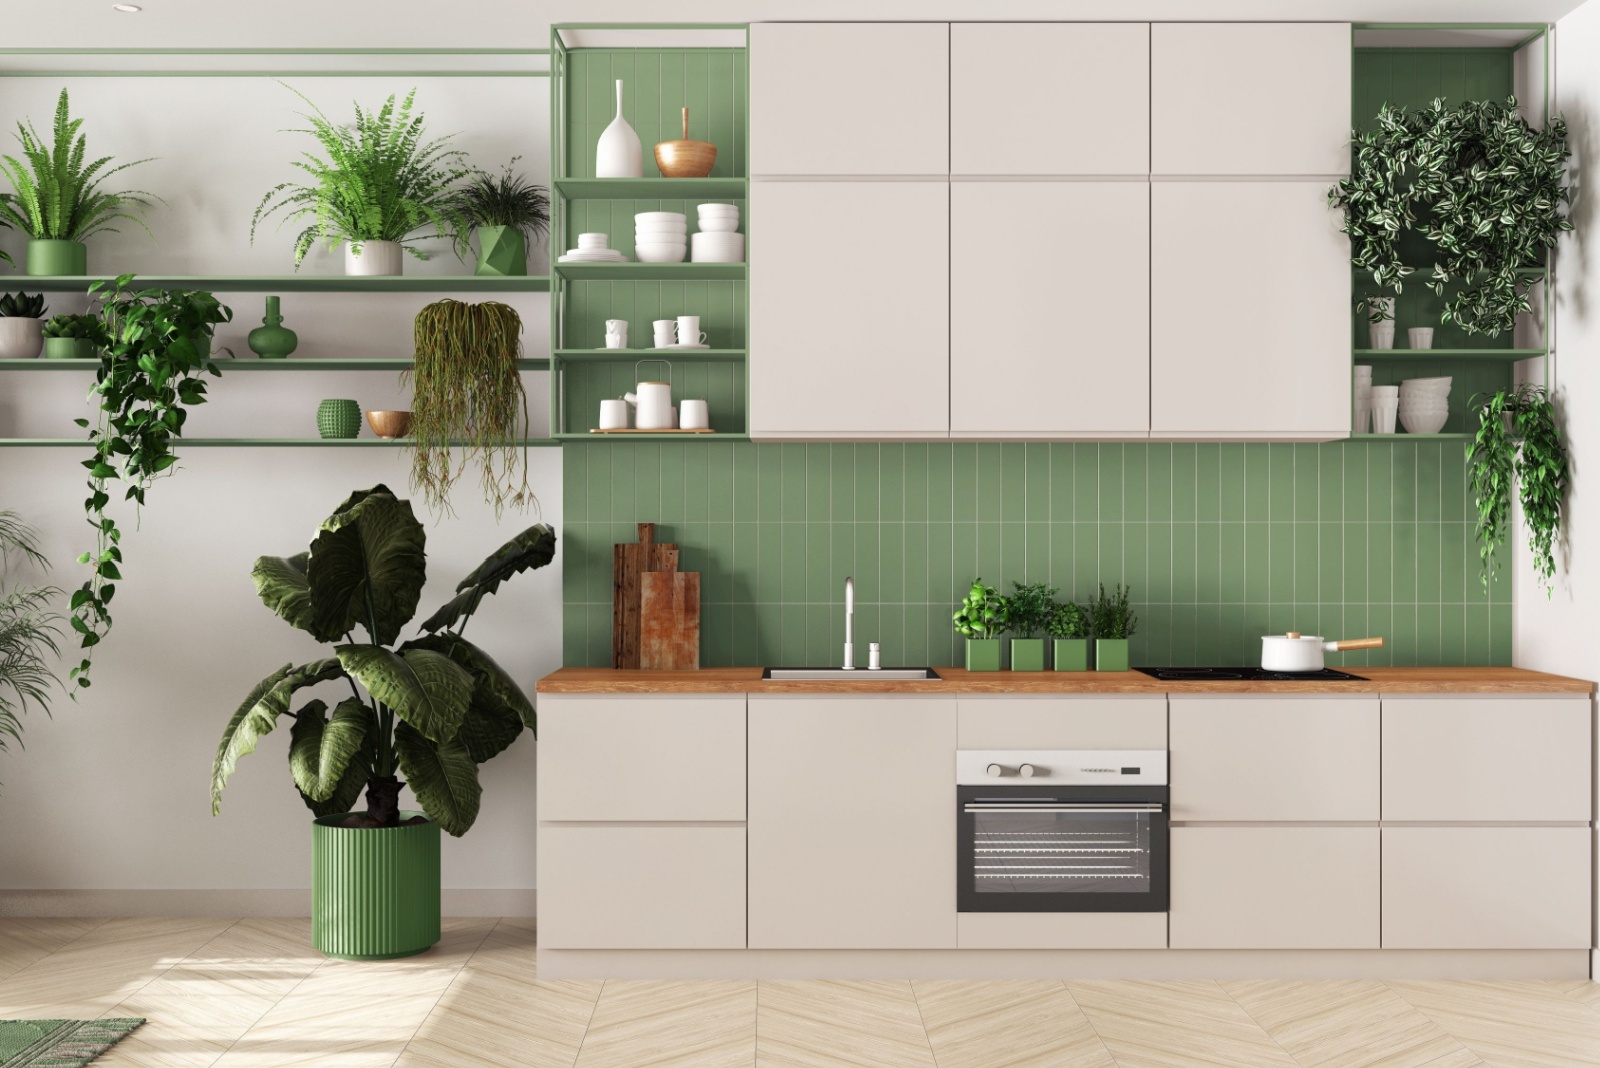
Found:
[1137,666,1369,682]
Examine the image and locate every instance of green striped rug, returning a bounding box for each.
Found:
[0,1020,143,1067]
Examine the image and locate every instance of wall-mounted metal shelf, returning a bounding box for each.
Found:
[554,177,746,199]
[0,357,553,371]
[553,349,744,363]
[0,437,561,448]
[551,432,749,442]
[553,263,745,281]
[8,275,552,293]
[1353,349,1545,360]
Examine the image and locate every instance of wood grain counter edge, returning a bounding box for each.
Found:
[536,666,1596,695]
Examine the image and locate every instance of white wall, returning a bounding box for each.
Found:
[0,74,560,903]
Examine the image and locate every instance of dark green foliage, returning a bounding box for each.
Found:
[953,579,1007,640]
[1467,384,1568,593]
[1090,583,1138,640]
[453,156,550,252]
[1005,581,1057,639]
[0,292,46,318]
[43,313,106,341]
[0,511,62,786]
[1046,600,1089,640]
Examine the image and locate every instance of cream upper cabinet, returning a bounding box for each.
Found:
[1151,23,1351,176]
[951,23,1149,175]
[750,23,948,176]
[750,181,949,439]
[748,695,957,948]
[951,182,1150,438]
[1151,181,1350,439]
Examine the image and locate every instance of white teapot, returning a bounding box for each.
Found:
[625,361,674,429]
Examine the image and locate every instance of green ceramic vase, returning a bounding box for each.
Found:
[312,812,441,960]
[474,225,527,277]
[317,399,361,439]
[1009,638,1046,671]
[26,239,86,276]
[1052,638,1090,671]
[965,638,1002,672]
[247,296,298,359]
[1095,638,1131,672]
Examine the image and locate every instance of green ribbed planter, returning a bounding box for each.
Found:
[312,812,441,961]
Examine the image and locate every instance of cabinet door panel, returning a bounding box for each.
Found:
[951,182,1149,438]
[751,23,948,176]
[957,697,1166,750]
[952,24,1148,175]
[748,696,957,948]
[1383,827,1591,948]
[1170,697,1379,821]
[1152,23,1351,176]
[750,181,949,438]
[1151,182,1349,438]
[1171,827,1379,948]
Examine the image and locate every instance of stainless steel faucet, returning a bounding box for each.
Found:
[842,576,855,670]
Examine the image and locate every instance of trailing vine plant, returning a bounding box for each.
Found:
[404,299,532,517]
[70,276,230,691]
[1466,384,1569,594]
[1330,97,1571,337]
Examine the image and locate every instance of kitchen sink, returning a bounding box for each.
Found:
[762,667,942,681]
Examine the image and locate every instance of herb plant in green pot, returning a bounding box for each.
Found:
[953,579,1006,672]
[1090,583,1138,672]
[1005,581,1055,671]
[454,158,549,277]
[1047,599,1090,671]
[212,485,556,959]
[0,292,46,359]
[42,313,107,360]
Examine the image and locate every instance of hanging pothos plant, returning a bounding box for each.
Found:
[1466,384,1568,594]
[70,276,230,690]
[1330,97,1571,337]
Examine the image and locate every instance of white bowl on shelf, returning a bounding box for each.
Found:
[690,231,745,263]
[635,241,688,264]
[696,217,740,233]
[636,216,688,231]
[1401,409,1450,434]
[635,211,687,227]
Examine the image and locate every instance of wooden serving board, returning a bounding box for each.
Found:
[640,571,701,670]
[613,522,678,669]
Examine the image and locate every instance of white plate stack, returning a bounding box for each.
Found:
[1398,376,1451,434]
[635,212,688,263]
[1353,365,1373,434]
[558,232,627,263]
[692,203,745,263]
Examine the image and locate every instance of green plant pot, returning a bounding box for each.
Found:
[1095,638,1131,672]
[1053,638,1090,672]
[317,398,361,439]
[26,239,86,276]
[43,337,93,360]
[1010,638,1045,672]
[475,225,527,277]
[312,811,440,960]
[965,638,1002,672]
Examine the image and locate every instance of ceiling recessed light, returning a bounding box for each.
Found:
[112,4,142,11]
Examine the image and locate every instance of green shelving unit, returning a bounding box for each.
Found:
[11,275,551,293]
[0,438,560,448]
[554,177,746,199]
[1354,349,1545,361]
[0,357,551,371]
[553,263,744,282]
[553,348,744,363]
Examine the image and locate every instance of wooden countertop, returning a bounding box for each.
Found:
[537,666,1595,695]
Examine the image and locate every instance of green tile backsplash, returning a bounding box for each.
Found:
[562,442,1510,670]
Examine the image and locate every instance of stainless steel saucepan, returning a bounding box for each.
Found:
[1260,632,1385,672]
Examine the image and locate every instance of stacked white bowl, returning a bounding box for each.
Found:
[1398,376,1451,434]
[1353,365,1373,434]
[556,232,626,263]
[1371,385,1400,434]
[692,203,745,263]
[635,212,688,263]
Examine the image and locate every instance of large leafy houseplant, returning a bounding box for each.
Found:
[0,511,62,784]
[69,277,230,691]
[251,87,473,268]
[212,485,556,835]
[1467,384,1569,594]
[1330,97,1571,337]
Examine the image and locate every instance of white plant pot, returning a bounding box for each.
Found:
[0,317,44,359]
[345,240,403,277]
[595,79,643,178]
[1368,322,1395,350]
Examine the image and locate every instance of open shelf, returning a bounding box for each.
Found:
[555,177,747,200]
[551,432,749,442]
[1358,433,1470,441]
[1354,349,1545,361]
[0,437,560,448]
[553,263,745,281]
[0,357,552,371]
[554,348,744,363]
[10,275,552,294]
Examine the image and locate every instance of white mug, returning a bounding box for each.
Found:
[675,315,706,347]
[680,399,710,430]
[652,319,676,348]
[605,320,628,349]
[599,398,629,430]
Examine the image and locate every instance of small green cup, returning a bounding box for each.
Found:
[317,398,362,440]
[1009,638,1046,672]
[1053,638,1090,671]
[1095,638,1131,672]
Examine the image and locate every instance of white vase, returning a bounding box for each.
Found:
[0,317,44,359]
[595,79,643,178]
[345,240,403,276]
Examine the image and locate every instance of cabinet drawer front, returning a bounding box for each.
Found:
[1170,697,1379,821]
[1382,697,1591,822]
[1383,827,1591,949]
[958,697,1166,750]
[1170,827,1379,949]
[537,695,745,821]
[538,825,746,949]
[958,912,1166,950]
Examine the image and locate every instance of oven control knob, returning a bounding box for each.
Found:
[986,763,1006,778]
[1019,763,1037,778]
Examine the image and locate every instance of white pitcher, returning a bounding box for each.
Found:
[625,361,675,429]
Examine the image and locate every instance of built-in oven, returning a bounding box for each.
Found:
[956,750,1169,913]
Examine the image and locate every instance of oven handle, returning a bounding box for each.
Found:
[962,803,1165,813]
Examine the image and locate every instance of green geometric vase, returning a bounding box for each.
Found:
[475,226,527,277]
[317,398,361,439]
[312,813,441,960]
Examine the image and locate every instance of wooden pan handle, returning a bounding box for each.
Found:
[1333,637,1385,651]
[681,107,689,141]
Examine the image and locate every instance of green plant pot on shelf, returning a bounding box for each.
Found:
[317,399,361,439]
[475,225,527,277]
[43,337,93,360]
[1095,639,1130,673]
[1053,638,1090,672]
[312,812,440,960]
[1010,638,1045,672]
[965,638,1002,672]
[26,239,86,276]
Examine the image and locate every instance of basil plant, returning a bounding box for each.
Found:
[211,485,555,836]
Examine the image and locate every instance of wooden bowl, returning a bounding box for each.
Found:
[654,106,717,178]
[366,410,413,439]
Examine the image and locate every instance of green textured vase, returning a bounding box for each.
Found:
[1095,638,1131,672]
[43,337,93,360]
[1009,638,1045,671]
[965,638,1002,672]
[247,296,298,359]
[1052,638,1090,672]
[26,239,86,276]
[312,812,441,961]
[474,225,527,277]
[317,399,361,439]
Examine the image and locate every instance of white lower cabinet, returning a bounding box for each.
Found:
[1382,827,1592,949]
[1170,827,1380,949]
[538,825,746,949]
[748,696,958,948]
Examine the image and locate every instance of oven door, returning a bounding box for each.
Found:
[957,785,1169,912]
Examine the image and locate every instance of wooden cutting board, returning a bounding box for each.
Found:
[613,522,679,669]
[640,571,701,670]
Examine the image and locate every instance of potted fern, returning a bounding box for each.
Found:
[454,158,549,277]
[953,578,1007,672]
[1090,583,1138,672]
[0,292,47,359]
[252,88,473,276]
[1005,581,1055,671]
[213,485,555,959]
[0,89,155,277]
[1048,599,1091,671]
